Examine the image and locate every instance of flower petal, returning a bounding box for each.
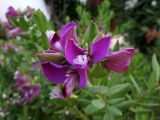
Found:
[65,39,85,65]
[125,48,135,58]
[104,48,134,73]
[60,21,77,49]
[77,69,88,88]
[6,6,18,18]
[62,73,78,97]
[90,36,111,64]
[41,62,68,83]
[50,87,64,99]
[45,30,62,52]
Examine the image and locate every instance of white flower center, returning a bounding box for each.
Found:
[50,87,63,99]
[73,55,88,69]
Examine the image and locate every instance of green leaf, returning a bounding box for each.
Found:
[89,63,107,78]
[39,32,50,49]
[18,17,29,31]
[129,75,141,95]
[115,100,135,108]
[91,99,105,109]
[32,10,49,32]
[107,106,122,116]
[84,20,99,45]
[34,43,45,52]
[148,54,160,88]
[103,109,114,120]
[112,40,120,51]
[108,98,125,104]
[84,104,99,114]
[136,113,148,120]
[88,86,108,95]
[107,83,130,96]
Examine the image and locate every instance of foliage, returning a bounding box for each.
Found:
[0,2,160,120]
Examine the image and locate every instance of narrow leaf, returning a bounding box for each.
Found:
[91,99,105,109]
[84,20,99,45]
[107,106,122,116]
[107,83,130,96]
[129,75,141,95]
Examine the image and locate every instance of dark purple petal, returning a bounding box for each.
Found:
[65,39,85,65]
[62,73,78,97]
[104,48,135,73]
[41,62,68,83]
[60,21,77,49]
[90,36,111,64]
[77,69,88,88]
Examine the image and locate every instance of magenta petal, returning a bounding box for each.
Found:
[41,62,68,83]
[63,73,78,97]
[60,21,77,49]
[90,36,111,64]
[104,49,134,73]
[77,69,88,88]
[65,39,85,65]
[125,48,135,58]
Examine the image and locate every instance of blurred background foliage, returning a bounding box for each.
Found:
[0,0,160,120]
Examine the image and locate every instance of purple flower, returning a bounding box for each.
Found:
[1,43,21,53]
[38,21,134,99]
[9,27,22,38]
[6,6,18,18]
[2,44,9,53]
[50,73,78,99]
[65,36,110,88]
[5,6,23,37]
[5,6,18,30]
[24,7,35,18]
[17,85,40,104]
[39,22,111,98]
[45,21,77,52]
[14,71,40,104]
[6,21,14,30]
[102,48,135,73]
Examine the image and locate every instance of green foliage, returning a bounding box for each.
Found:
[32,10,50,32]
[84,20,99,46]
[1,4,160,120]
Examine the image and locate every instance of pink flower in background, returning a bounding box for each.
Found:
[14,70,40,104]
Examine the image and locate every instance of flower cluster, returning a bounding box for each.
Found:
[14,70,40,104]
[38,21,134,99]
[5,6,34,38]
[5,6,22,38]
[1,43,21,53]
